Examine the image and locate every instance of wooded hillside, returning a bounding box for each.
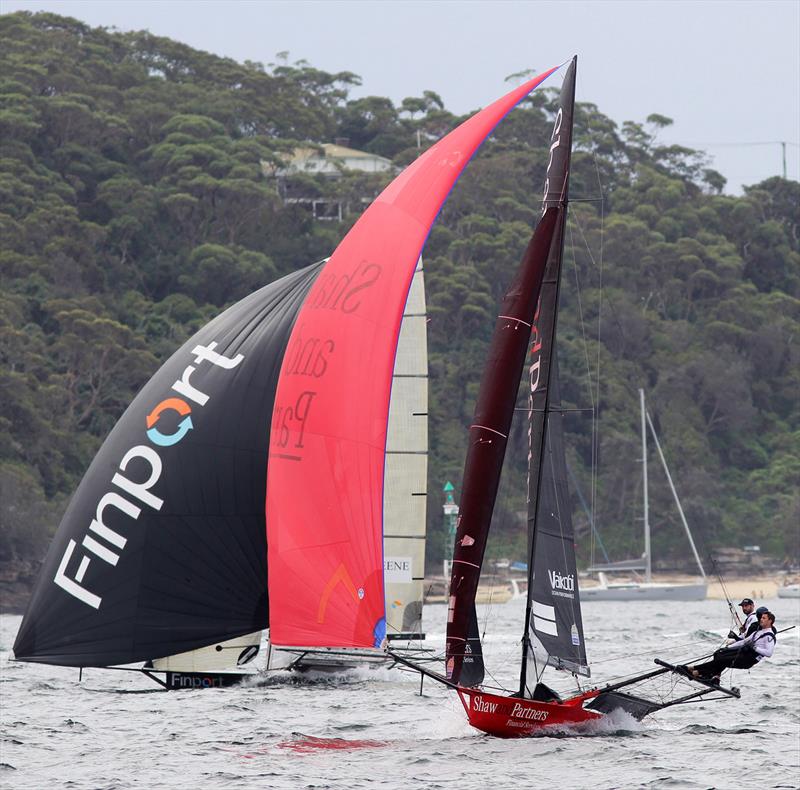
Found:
[1,12,797,574]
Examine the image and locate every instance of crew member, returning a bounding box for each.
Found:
[747,606,774,637]
[727,598,757,641]
[688,611,777,683]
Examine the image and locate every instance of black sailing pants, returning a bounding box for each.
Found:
[693,645,758,677]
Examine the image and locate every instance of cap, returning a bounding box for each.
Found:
[739,598,754,606]
[755,606,768,616]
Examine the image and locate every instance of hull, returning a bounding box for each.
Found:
[456,687,601,737]
[266,639,430,673]
[267,645,388,673]
[150,630,261,672]
[581,582,707,601]
[143,631,262,689]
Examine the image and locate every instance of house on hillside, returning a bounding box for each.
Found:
[286,141,394,175]
[271,140,395,221]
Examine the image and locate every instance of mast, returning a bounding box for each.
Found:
[646,410,706,579]
[641,388,652,583]
[520,57,585,697]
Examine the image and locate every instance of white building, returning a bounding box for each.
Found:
[272,142,395,220]
[282,142,394,176]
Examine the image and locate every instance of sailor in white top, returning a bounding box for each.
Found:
[727,598,758,641]
[691,611,777,681]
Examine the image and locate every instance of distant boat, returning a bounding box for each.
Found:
[582,572,707,602]
[581,390,707,601]
[777,583,800,599]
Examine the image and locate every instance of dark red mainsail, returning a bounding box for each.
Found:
[446,56,580,688]
[445,208,559,685]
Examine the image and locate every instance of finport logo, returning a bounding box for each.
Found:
[54,342,243,609]
[146,398,193,446]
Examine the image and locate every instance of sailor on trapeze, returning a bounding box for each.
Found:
[681,610,777,684]
[726,597,758,641]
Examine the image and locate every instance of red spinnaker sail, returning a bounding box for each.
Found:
[266,67,558,649]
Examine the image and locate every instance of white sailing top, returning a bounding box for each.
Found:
[731,627,776,661]
[740,611,758,635]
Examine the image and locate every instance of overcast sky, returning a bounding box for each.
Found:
[3,0,799,193]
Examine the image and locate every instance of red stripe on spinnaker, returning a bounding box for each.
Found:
[267,67,559,648]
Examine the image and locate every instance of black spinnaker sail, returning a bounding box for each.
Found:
[13,262,321,667]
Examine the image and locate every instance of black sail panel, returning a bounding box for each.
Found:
[13,262,322,667]
[525,58,576,527]
[522,57,589,689]
[445,208,559,686]
[458,606,486,687]
[529,357,588,676]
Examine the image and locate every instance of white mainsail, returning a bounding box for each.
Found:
[383,257,428,639]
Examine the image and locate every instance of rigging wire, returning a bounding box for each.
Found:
[586,636,722,667]
[565,205,602,564]
[567,216,597,416]
[573,153,736,619]
[592,153,606,569]
[682,140,799,148]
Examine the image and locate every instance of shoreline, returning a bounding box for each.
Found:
[419,573,799,606]
[3,573,797,617]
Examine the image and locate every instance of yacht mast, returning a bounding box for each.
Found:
[640,388,652,583]
[646,411,707,579]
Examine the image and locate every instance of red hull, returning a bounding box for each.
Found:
[457,687,602,737]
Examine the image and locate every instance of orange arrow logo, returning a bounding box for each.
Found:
[146,397,192,429]
[317,563,360,624]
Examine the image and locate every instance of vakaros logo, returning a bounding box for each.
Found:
[548,570,575,592]
[54,342,243,609]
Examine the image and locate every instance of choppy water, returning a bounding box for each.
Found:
[2,597,799,790]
